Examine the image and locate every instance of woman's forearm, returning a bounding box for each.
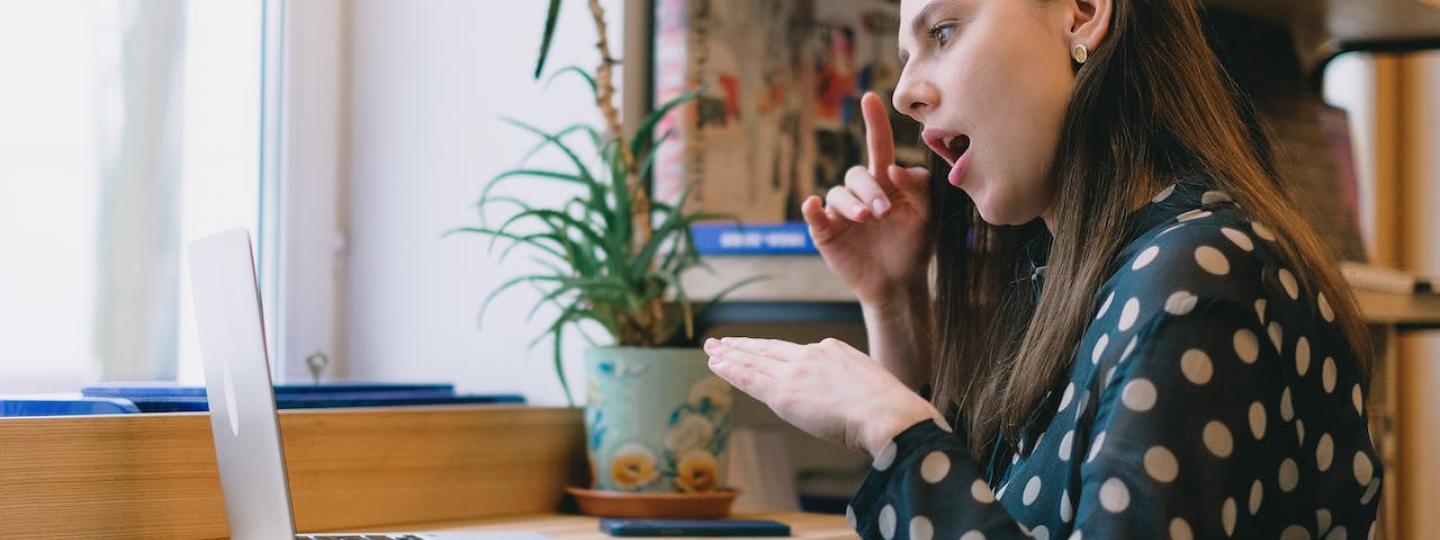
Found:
[860,281,935,392]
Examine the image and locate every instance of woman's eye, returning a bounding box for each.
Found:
[928,24,957,45]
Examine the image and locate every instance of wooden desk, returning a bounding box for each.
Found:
[0,406,855,539]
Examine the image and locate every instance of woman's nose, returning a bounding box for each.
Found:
[891,74,938,121]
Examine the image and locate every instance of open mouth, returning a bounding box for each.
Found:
[922,128,971,167]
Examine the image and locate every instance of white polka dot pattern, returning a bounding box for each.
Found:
[1323,357,1337,393]
[1023,476,1042,506]
[1178,209,1212,222]
[1165,290,1198,315]
[1249,479,1264,515]
[1204,421,1234,457]
[1355,452,1374,485]
[920,452,950,483]
[1181,349,1213,384]
[1100,478,1130,513]
[1203,190,1233,205]
[1170,518,1193,540]
[1253,221,1277,241]
[1097,291,1115,320]
[1092,334,1109,364]
[1318,433,1335,472]
[1133,246,1160,270]
[1222,227,1254,251]
[873,441,897,471]
[837,183,1382,539]
[970,479,995,503]
[1234,329,1259,363]
[1280,458,1300,492]
[909,516,933,540]
[1296,336,1311,376]
[1279,268,1299,300]
[1222,497,1237,536]
[1060,490,1073,523]
[1248,401,1267,439]
[1144,446,1179,482]
[879,504,896,539]
[1195,245,1230,275]
[1122,379,1158,412]
[1281,387,1295,421]
[1119,298,1141,331]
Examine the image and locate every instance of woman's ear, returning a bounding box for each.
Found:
[1062,0,1112,55]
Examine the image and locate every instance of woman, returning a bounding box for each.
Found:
[702,0,1381,537]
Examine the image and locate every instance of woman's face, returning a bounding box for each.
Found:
[894,0,1081,227]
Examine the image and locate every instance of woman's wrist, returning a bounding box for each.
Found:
[861,392,942,458]
[861,280,935,390]
[861,279,932,316]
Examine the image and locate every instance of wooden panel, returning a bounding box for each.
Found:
[1353,289,1440,328]
[0,406,586,539]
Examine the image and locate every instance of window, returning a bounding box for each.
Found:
[0,1,267,392]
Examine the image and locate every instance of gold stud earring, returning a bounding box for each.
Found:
[1071,43,1089,64]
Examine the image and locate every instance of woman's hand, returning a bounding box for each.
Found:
[804,91,934,308]
[703,336,943,457]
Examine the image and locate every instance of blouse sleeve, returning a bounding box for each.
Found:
[847,417,1031,540]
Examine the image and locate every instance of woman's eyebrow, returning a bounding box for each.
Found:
[909,1,947,38]
[900,1,948,68]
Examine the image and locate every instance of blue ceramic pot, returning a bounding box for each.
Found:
[584,346,733,493]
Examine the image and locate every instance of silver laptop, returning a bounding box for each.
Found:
[188,229,548,540]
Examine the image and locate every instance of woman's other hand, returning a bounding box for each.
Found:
[803,91,934,308]
[704,336,942,457]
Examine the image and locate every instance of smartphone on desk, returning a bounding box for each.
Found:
[599,518,791,537]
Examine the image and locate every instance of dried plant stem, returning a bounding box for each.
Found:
[587,0,665,345]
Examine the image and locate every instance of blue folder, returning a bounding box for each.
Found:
[0,398,141,417]
[0,383,525,416]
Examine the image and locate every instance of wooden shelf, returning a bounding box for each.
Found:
[1205,0,1440,75]
[684,256,1440,329]
[1352,288,1440,329]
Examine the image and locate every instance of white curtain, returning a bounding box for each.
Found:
[93,0,187,381]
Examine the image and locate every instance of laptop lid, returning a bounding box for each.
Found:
[188,228,297,539]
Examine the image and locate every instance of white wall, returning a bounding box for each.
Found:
[345,0,625,405]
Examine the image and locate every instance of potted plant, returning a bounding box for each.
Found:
[448,0,763,500]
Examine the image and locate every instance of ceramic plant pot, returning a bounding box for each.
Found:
[584,346,733,494]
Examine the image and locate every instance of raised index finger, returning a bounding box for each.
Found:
[860,91,896,191]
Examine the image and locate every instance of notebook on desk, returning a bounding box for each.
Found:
[188,228,548,540]
[80,382,524,412]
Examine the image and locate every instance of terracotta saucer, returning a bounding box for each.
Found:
[565,486,740,519]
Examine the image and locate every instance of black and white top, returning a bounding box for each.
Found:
[847,182,1382,539]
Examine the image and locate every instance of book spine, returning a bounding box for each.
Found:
[652,0,691,208]
[691,223,817,255]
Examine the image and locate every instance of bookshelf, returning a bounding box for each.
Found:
[638,3,1440,538]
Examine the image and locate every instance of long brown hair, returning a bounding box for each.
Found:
[926,0,1373,458]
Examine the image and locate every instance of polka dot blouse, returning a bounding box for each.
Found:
[847,181,1382,539]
